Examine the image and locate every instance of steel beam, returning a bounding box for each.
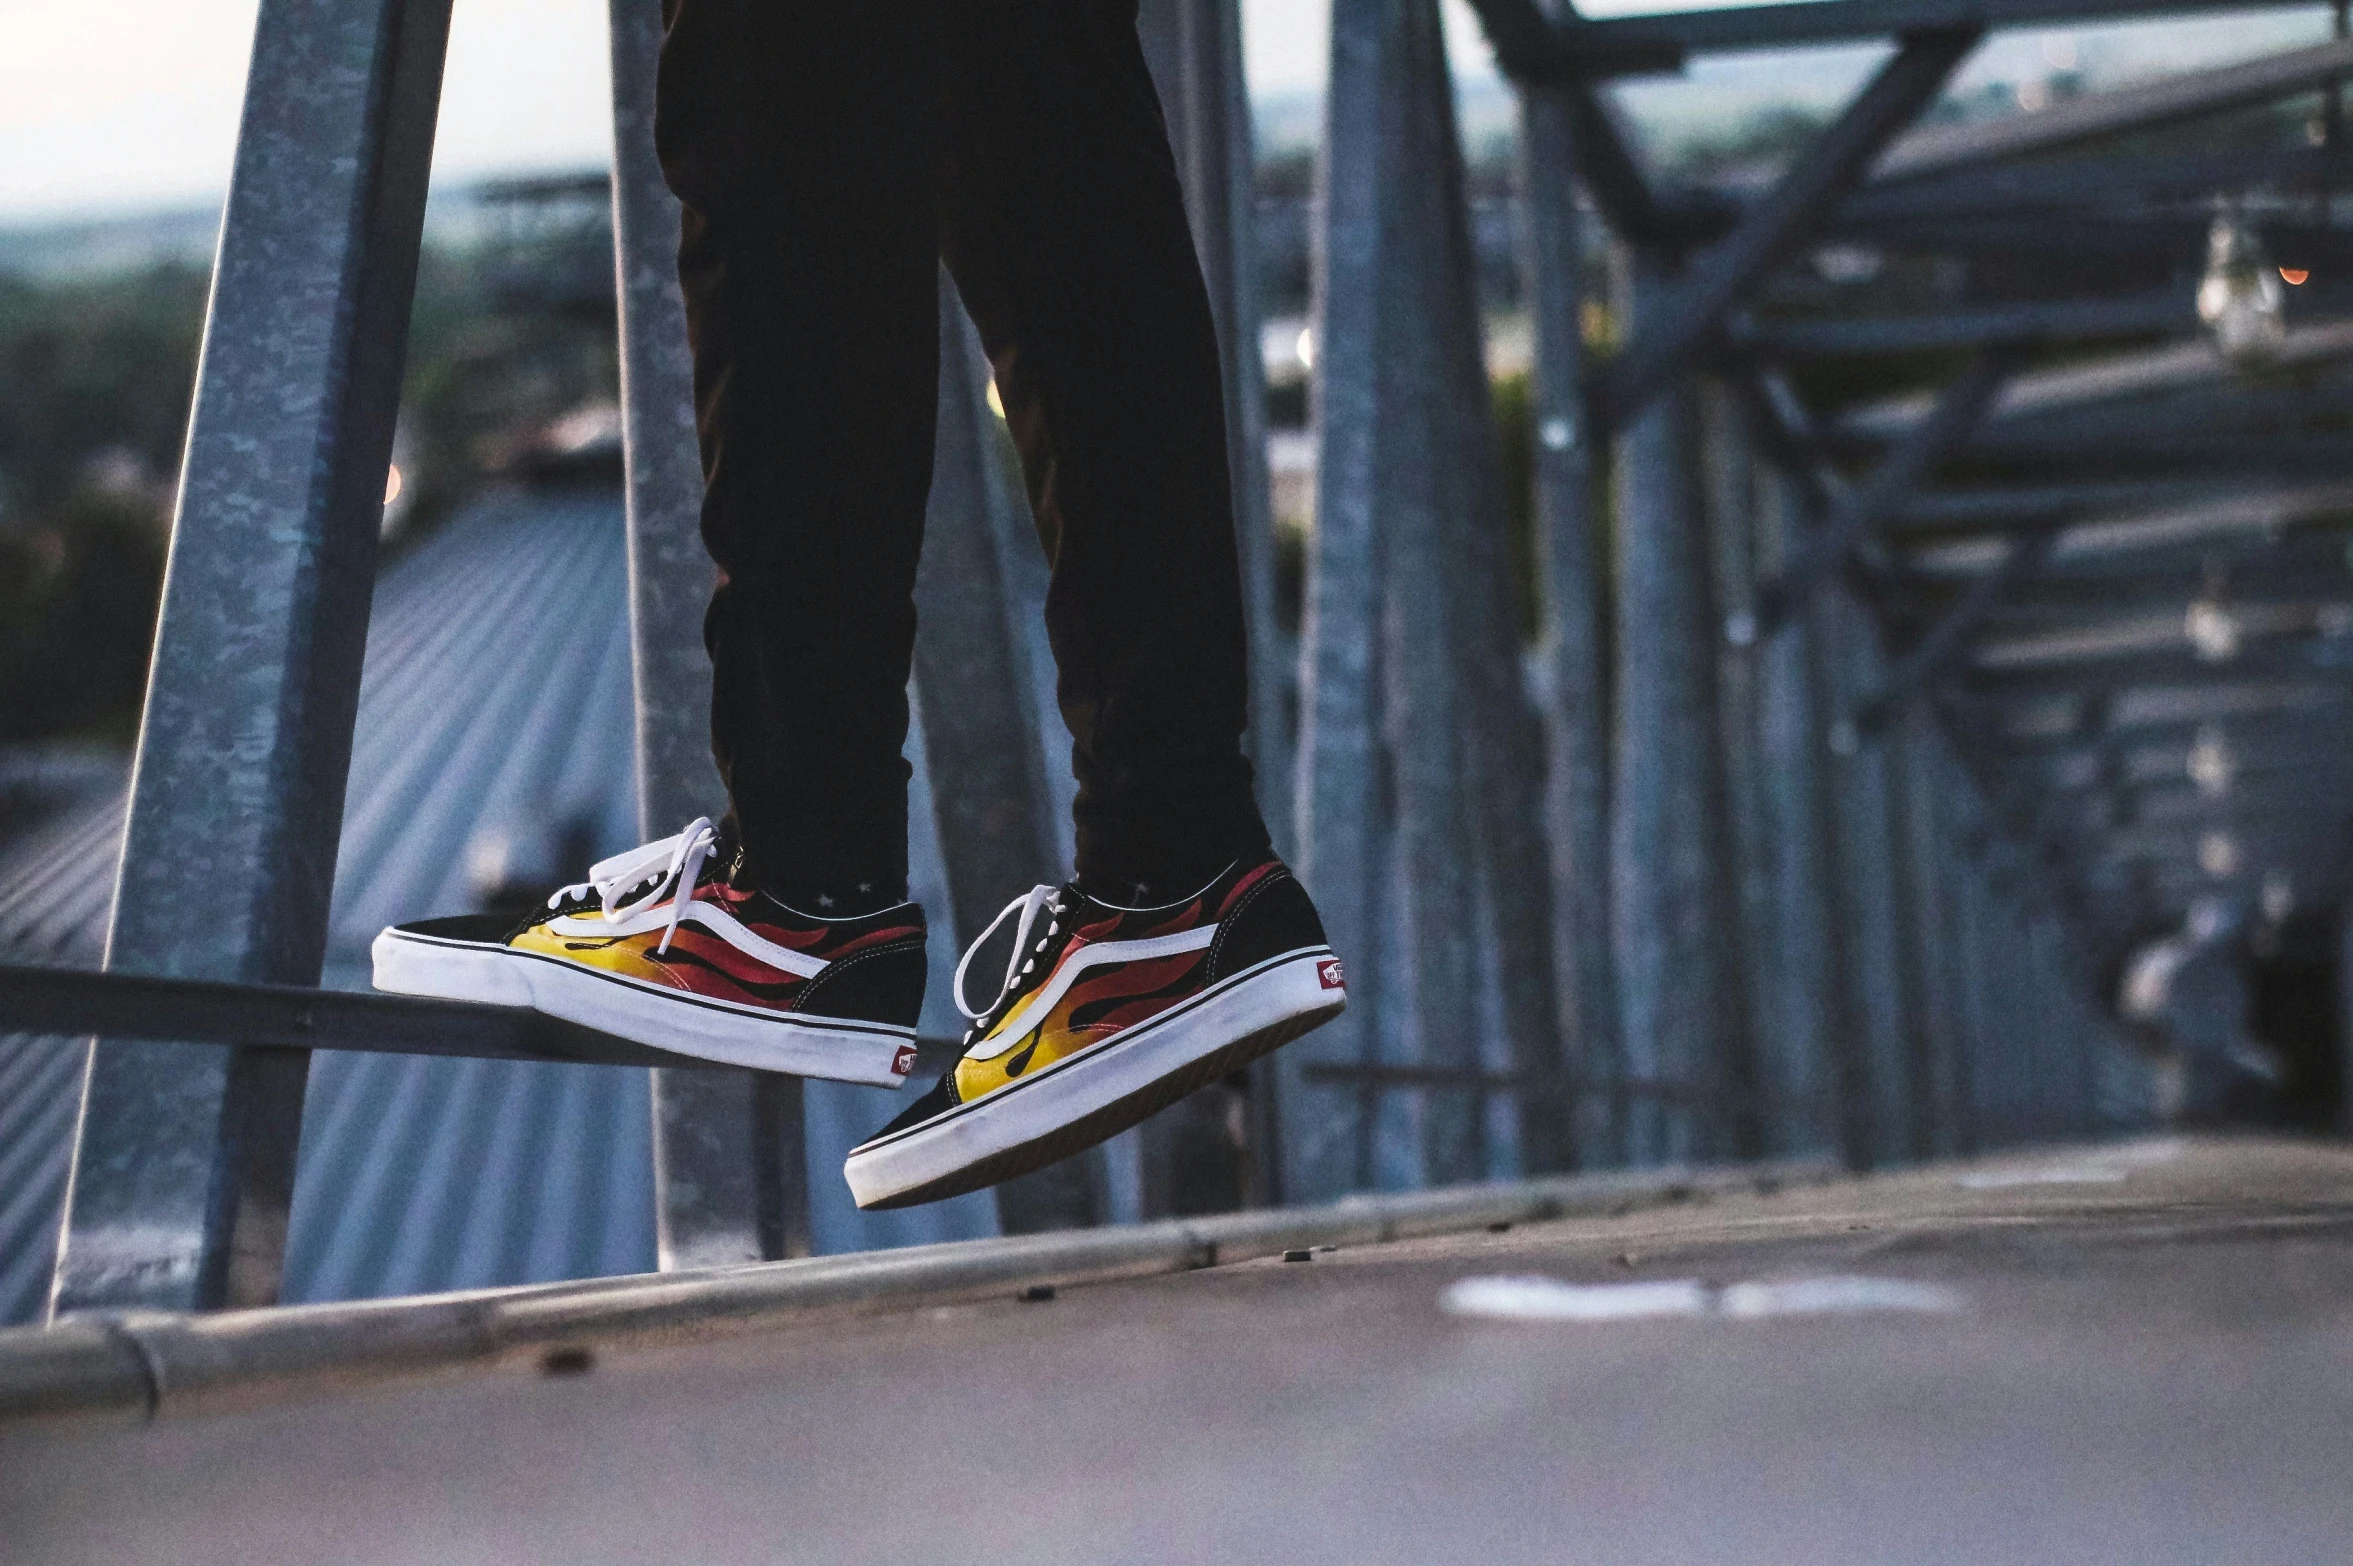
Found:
[1445,23,1581,1183]
[1570,0,2303,56]
[1611,252,1739,1164]
[1294,0,1568,1192]
[1519,78,1618,1168]
[1750,353,2011,639]
[1751,466,1849,1159]
[1892,482,2223,536]
[1833,213,2353,270]
[1841,146,2328,230]
[1935,380,2353,469]
[1893,714,1967,1156]
[1290,0,1392,1201]
[2001,683,2353,742]
[1364,0,1485,1187]
[1818,589,1924,1167]
[1596,29,1979,430]
[1735,291,2183,359]
[1944,811,1992,1152]
[1901,483,2353,575]
[1463,2,1737,244]
[1967,635,2353,696]
[608,0,814,1274]
[0,967,782,1071]
[2336,912,2353,1139]
[1854,530,2058,733]
[1136,0,1284,1215]
[1872,38,2353,185]
[1836,321,2353,448]
[50,0,452,1318]
[1458,0,1683,79]
[1702,382,1773,1157]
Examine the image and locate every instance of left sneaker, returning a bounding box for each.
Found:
[371,819,928,1086]
[843,858,1345,1210]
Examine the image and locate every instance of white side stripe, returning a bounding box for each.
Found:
[548,898,831,979]
[961,925,1217,1062]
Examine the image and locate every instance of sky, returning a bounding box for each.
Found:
[0,0,1427,221]
[0,0,2327,222]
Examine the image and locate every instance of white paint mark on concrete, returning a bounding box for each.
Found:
[1717,1276,1963,1318]
[1442,1274,1962,1324]
[1440,1277,1710,1321]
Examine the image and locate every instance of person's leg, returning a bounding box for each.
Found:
[656,0,941,911]
[842,3,1346,1208]
[937,0,1269,905]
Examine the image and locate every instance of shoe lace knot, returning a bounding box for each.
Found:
[549,816,718,956]
[952,883,1067,1032]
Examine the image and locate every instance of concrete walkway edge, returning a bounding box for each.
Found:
[0,1160,1832,1430]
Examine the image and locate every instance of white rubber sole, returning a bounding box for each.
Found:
[844,948,1345,1210]
[370,928,917,1087]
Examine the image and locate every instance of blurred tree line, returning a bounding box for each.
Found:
[0,265,204,746]
[0,191,617,750]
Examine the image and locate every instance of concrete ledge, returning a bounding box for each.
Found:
[0,1160,1830,1429]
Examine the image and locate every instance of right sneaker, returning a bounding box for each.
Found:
[843,857,1345,1209]
[371,818,927,1087]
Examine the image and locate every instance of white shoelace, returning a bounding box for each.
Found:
[953,883,1066,1027]
[547,816,718,956]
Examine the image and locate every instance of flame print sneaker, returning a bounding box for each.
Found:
[843,858,1345,1209]
[371,818,926,1086]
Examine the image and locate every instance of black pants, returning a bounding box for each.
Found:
[655,0,1268,907]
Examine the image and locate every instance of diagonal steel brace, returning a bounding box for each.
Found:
[1747,350,2014,642]
[1596,26,1982,430]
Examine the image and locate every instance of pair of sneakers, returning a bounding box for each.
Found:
[370,820,1345,1210]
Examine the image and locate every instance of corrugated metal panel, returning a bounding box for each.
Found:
[0,483,995,1327]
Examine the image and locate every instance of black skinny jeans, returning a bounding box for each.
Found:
[655,0,1269,907]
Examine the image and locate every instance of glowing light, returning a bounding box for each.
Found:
[2261,869,2294,923]
[2184,598,2241,662]
[2279,267,2310,286]
[2186,726,2233,798]
[2198,831,2240,879]
[985,378,1005,419]
[2197,203,2287,365]
[1295,327,1315,370]
[383,464,403,505]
